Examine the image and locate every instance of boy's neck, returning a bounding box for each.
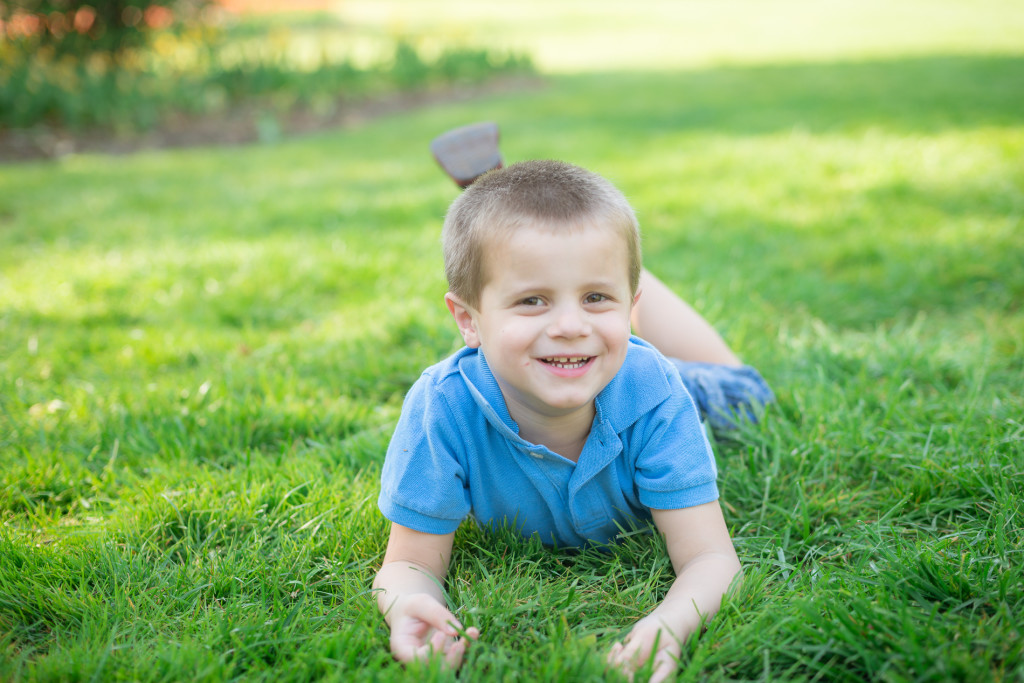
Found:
[506,401,595,464]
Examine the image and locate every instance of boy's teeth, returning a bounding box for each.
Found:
[545,356,589,368]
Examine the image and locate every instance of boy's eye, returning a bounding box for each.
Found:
[584,293,609,304]
[520,296,544,306]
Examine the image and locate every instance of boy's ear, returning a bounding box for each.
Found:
[632,287,642,309]
[445,293,482,348]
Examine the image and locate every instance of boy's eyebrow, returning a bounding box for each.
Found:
[505,279,628,296]
[587,278,628,291]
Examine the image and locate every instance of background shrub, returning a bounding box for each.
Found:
[0,2,533,134]
[1,0,213,56]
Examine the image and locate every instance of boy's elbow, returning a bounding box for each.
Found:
[726,555,743,589]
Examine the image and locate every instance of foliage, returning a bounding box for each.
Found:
[1,1,1023,681]
[0,0,213,56]
[0,9,533,133]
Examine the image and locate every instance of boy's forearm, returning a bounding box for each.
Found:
[646,551,741,640]
[373,560,448,625]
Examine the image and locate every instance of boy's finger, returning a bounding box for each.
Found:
[444,626,481,668]
[608,637,655,673]
[647,650,678,683]
[408,598,462,636]
[607,640,636,668]
[451,624,481,641]
[392,632,438,663]
[442,635,469,668]
[428,628,449,653]
[389,637,420,662]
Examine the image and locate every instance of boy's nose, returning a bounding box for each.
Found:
[548,305,591,339]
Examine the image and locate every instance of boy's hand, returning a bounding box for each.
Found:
[607,615,681,683]
[606,504,742,682]
[389,593,480,668]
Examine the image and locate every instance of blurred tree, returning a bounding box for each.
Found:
[0,0,212,56]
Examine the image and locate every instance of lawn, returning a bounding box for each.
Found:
[1,1,1022,681]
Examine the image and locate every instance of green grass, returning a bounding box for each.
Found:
[2,1,1023,681]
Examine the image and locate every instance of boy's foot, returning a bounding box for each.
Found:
[430,122,502,188]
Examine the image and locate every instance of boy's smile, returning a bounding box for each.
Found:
[540,356,593,374]
[446,221,638,436]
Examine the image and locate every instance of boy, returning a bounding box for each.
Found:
[373,160,772,680]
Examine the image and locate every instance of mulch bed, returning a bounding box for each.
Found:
[0,75,542,163]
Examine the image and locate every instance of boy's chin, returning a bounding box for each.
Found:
[535,394,599,415]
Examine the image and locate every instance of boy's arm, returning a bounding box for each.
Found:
[607,501,741,682]
[373,522,479,668]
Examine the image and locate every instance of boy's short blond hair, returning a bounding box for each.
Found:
[442,160,642,308]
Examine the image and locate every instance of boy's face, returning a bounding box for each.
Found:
[446,221,638,426]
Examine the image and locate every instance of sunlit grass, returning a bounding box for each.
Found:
[1,1,1023,681]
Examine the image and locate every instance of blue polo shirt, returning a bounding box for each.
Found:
[378,337,719,547]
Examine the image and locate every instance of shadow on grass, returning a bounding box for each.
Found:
[525,54,1024,137]
[647,179,1023,328]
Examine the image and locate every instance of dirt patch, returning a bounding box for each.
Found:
[0,75,543,163]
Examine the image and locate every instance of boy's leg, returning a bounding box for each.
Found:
[631,270,742,367]
[631,269,773,431]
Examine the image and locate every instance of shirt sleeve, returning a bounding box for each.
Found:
[632,366,720,511]
[378,374,472,534]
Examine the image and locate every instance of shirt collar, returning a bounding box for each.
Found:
[457,349,521,437]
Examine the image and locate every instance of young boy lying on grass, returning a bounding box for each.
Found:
[373,160,773,680]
